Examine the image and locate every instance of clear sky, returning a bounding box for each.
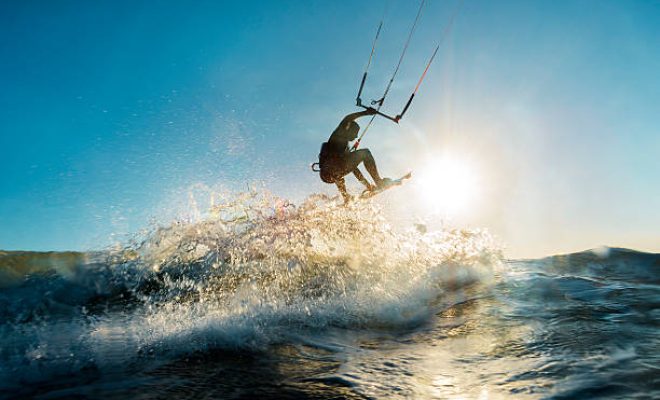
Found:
[1,0,658,258]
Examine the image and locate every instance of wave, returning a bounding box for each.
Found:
[532,247,660,285]
[0,191,501,392]
[500,248,660,399]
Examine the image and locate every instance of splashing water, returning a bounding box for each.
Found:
[0,191,502,397]
[2,192,658,399]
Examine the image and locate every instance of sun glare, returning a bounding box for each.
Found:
[415,155,479,216]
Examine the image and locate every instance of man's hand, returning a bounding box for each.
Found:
[365,107,378,115]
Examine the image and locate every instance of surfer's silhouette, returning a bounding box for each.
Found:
[318,107,392,203]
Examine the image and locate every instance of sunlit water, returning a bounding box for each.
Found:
[1,192,658,399]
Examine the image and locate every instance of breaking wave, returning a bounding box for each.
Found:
[0,191,501,394]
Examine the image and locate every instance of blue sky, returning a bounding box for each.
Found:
[1,0,658,257]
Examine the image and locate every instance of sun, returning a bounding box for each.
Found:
[415,155,479,216]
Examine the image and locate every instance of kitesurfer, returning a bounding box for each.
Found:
[318,107,392,203]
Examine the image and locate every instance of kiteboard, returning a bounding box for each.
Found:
[360,172,412,199]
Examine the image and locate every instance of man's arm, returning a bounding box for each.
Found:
[341,107,377,124]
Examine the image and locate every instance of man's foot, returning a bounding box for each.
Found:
[376,178,393,189]
[342,193,354,205]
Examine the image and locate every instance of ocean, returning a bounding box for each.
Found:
[1,193,658,399]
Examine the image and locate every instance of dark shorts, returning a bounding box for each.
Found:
[319,148,367,183]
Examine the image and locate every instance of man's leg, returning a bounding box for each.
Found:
[352,168,375,191]
[346,149,384,187]
[335,178,352,204]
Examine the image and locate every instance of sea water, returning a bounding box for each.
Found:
[1,192,658,399]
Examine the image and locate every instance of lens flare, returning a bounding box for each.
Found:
[415,155,479,216]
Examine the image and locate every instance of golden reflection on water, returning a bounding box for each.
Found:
[336,292,552,399]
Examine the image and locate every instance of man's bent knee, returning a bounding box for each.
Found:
[356,149,372,160]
